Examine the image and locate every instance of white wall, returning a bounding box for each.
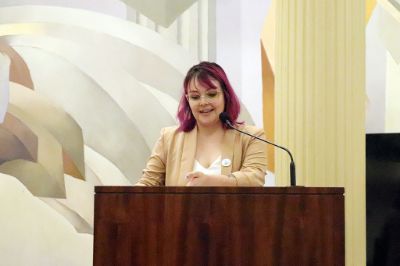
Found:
[215,0,271,127]
[366,5,387,133]
[240,0,270,127]
[386,51,400,132]
[366,3,400,133]
[215,0,242,100]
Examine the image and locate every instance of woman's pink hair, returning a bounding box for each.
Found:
[177,62,241,132]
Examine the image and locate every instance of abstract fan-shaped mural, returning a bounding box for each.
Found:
[0,1,259,264]
[0,53,9,122]
[120,0,198,26]
[0,3,201,265]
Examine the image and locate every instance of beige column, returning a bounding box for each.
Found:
[274,0,365,265]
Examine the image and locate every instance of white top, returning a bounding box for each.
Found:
[193,155,222,175]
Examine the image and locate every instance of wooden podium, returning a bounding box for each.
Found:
[93,187,344,266]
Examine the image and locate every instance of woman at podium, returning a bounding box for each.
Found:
[136,62,267,186]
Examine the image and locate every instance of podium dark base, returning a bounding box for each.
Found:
[94,187,344,266]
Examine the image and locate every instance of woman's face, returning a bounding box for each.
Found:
[187,77,225,129]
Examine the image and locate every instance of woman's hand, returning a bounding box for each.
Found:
[186,171,209,186]
[185,171,237,186]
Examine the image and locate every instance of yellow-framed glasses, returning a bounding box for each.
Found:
[186,90,222,102]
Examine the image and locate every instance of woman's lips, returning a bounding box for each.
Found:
[199,109,213,114]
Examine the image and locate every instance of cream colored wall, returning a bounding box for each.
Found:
[275,1,366,265]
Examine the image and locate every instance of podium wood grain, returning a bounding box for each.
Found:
[93,187,344,266]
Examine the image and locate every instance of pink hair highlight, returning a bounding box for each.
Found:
[177,62,242,132]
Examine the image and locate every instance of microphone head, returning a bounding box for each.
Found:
[219,112,232,125]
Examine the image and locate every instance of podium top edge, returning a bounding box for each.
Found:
[94,186,344,195]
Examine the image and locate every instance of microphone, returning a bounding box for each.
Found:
[219,112,297,186]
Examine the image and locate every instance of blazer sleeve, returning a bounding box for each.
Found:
[231,127,267,186]
[135,128,167,186]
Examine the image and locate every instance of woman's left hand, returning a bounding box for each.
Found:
[185,171,210,186]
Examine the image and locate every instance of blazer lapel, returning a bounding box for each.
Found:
[221,129,235,176]
[178,126,197,185]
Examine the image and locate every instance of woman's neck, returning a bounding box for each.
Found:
[196,123,224,137]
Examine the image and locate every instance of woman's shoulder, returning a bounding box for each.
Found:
[236,124,265,137]
[161,125,179,133]
[159,126,188,149]
[160,125,189,141]
[160,125,180,136]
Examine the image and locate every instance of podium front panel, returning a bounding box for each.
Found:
[93,187,344,266]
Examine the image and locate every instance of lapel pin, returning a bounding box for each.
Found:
[221,158,231,167]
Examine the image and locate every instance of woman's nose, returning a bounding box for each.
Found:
[199,96,208,105]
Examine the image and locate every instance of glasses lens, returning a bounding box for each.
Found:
[187,90,220,102]
[188,94,200,101]
[206,91,219,99]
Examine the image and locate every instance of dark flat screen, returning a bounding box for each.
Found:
[367,133,400,266]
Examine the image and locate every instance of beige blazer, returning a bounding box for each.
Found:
[137,124,267,186]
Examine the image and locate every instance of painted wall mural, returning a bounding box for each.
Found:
[0,2,198,265]
[0,1,260,265]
